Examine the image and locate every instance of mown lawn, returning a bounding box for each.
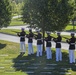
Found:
[65,24,76,31]
[0,29,29,35]
[0,40,76,75]
[10,18,25,26]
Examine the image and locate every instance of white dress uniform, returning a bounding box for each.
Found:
[53,32,62,61]
[45,32,52,59]
[67,32,75,63]
[17,28,26,55]
[35,30,43,57]
[26,29,34,55]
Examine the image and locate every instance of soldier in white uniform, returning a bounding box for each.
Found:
[34,29,43,57]
[45,31,52,59]
[26,28,34,55]
[53,32,62,61]
[66,32,76,63]
[17,28,26,55]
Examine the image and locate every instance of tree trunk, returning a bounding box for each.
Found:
[42,29,45,52]
[42,18,45,52]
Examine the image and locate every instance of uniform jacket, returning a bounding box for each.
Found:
[53,36,62,48]
[17,31,26,42]
[26,32,34,43]
[35,33,42,45]
[67,36,76,50]
[45,35,52,47]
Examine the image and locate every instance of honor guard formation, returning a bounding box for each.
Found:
[17,28,76,64]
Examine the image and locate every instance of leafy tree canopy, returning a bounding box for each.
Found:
[22,0,75,31]
[73,0,76,20]
[0,0,12,28]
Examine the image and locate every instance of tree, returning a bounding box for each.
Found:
[22,0,74,51]
[11,0,17,15]
[10,0,24,16]
[0,0,12,28]
[73,0,76,19]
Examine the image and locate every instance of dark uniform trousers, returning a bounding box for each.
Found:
[36,33,42,57]
[67,37,75,63]
[45,35,52,59]
[54,36,62,61]
[27,32,34,55]
[18,31,26,53]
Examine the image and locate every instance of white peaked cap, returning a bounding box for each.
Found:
[36,29,40,32]
[46,31,51,34]
[71,32,75,35]
[57,32,60,34]
[36,27,40,32]
[21,28,25,30]
[29,28,32,30]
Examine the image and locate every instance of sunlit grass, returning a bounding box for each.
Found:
[10,18,24,26]
[64,24,76,31]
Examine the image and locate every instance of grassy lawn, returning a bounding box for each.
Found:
[12,14,19,16]
[0,40,76,75]
[0,29,29,36]
[10,18,25,26]
[64,24,76,31]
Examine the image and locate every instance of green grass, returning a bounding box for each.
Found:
[64,24,76,31]
[10,18,25,26]
[0,40,76,75]
[0,29,29,36]
[10,20,24,26]
[12,14,19,16]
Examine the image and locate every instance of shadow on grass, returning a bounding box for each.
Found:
[0,43,6,50]
[12,50,76,75]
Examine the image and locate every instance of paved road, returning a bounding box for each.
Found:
[0,33,69,50]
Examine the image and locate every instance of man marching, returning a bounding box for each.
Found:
[45,31,52,59]
[17,28,26,55]
[66,32,75,64]
[53,32,62,61]
[26,28,34,55]
[34,29,43,57]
